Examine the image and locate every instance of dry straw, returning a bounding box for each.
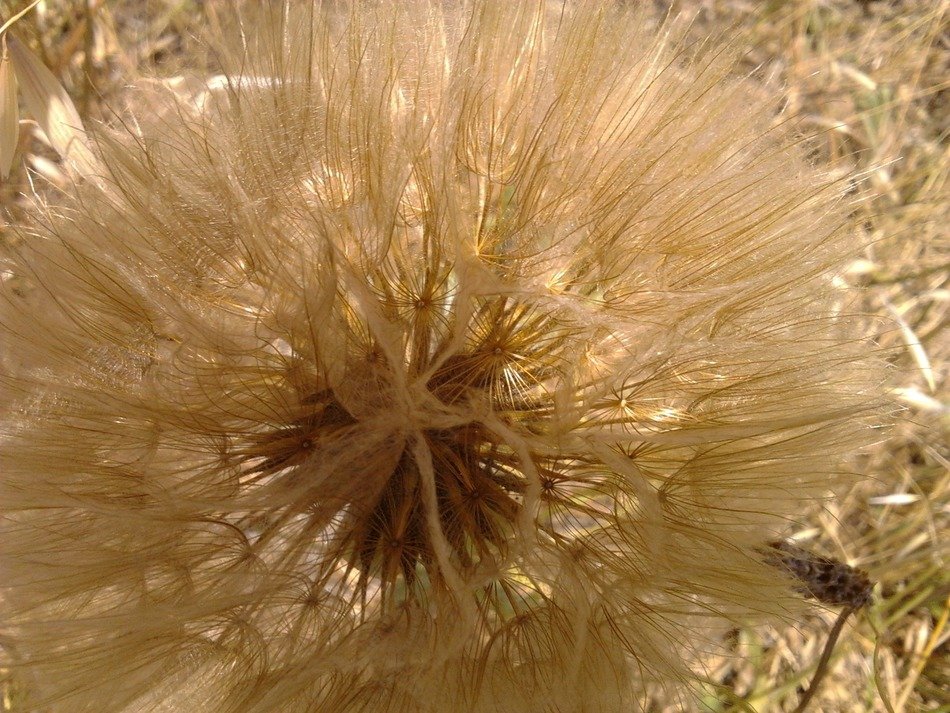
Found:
[0,1,884,711]
[0,0,95,181]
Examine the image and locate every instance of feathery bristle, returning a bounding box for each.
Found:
[0,2,884,711]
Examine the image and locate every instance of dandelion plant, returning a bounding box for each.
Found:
[0,1,883,711]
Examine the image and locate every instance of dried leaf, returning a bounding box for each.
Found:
[884,298,937,393]
[5,32,97,177]
[0,37,19,179]
[868,493,921,506]
[26,153,67,188]
[836,62,878,92]
[892,386,948,414]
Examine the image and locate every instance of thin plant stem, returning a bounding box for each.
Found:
[792,605,857,713]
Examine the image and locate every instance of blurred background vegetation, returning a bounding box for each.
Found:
[0,1,946,711]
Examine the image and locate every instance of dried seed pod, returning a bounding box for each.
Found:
[764,540,874,609]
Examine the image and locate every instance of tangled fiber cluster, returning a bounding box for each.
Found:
[0,1,880,711]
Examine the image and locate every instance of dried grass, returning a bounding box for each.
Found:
[669,1,949,711]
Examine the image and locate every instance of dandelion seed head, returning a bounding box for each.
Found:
[0,1,883,711]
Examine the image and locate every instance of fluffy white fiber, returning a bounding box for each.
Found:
[0,1,882,711]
